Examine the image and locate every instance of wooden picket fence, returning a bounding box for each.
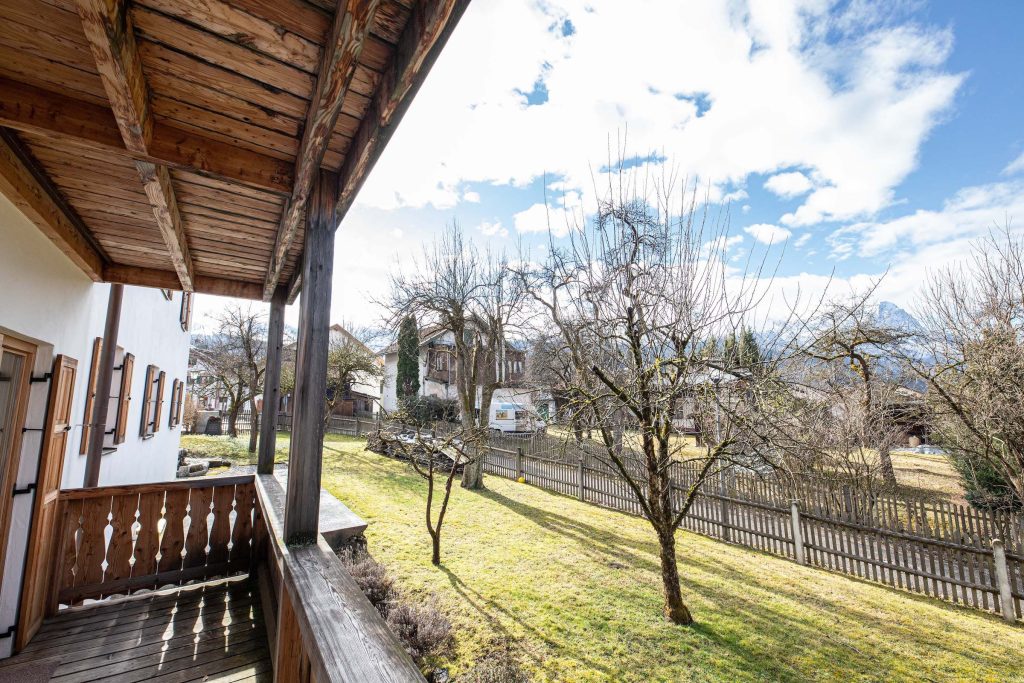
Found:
[480,438,1024,622]
[233,410,375,437]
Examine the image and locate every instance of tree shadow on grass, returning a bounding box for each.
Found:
[438,565,618,677]
[481,488,662,573]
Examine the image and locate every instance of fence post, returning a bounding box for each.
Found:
[992,539,1016,623]
[354,416,361,436]
[719,472,731,542]
[516,447,524,479]
[577,458,585,501]
[842,484,855,523]
[790,500,806,565]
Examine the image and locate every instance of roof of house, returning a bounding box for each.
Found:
[0,1,468,302]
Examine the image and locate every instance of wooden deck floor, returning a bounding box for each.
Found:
[13,578,271,682]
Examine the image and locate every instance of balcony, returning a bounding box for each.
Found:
[3,474,420,682]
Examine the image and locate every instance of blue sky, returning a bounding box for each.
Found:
[195,1,1024,329]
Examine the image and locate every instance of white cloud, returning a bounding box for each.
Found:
[764,171,813,198]
[1004,151,1024,175]
[513,191,582,238]
[829,179,1024,258]
[477,220,508,237]
[463,190,481,202]
[354,0,964,230]
[513,202,575,238]
[794,232,812,248]
[391,228,404,239]
[744,223,792,244]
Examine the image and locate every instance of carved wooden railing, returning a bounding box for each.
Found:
[52,475,259,606]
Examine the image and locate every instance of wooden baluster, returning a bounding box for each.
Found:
[102,492,139,596]
[158,488,189,580]
[184,486,215,572]
[232,482,256,570]
[133,489,163,588]
[207,485,236,567]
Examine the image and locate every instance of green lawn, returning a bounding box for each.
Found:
[181,433,1023,681]
[316,437,1023,682]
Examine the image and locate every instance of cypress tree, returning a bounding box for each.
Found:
[396,315,420,403]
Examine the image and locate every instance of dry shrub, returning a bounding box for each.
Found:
[385,597,453,663]
[340,551,395,617]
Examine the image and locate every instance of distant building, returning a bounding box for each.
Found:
[380,325,528,413]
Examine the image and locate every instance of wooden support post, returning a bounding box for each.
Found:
[992,539,1016,623]
[84,283,122,487]
[516,447,524,480]
[284,170,337,544]
[259,287,287,474]
[790,500,806,565]
[577,458,585,501]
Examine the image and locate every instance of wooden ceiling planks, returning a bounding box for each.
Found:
[262,0,383,299]
[0,0,469,300]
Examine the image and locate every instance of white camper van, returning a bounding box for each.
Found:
[489,402,547,434]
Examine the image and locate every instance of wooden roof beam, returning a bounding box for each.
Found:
[76,0,194,291]
[335,0,471,219]
[0,129,106,281]
[264,0,382,301]
[0,78,293,196]
[103,263,265,300]
[287,0,470,301]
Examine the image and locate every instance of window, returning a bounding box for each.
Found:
[180,292,193,331]
[140,366,165,438]
[114,352,134,445]
[169,379,184,428]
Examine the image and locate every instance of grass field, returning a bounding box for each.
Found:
[317,437,1020,682]
[179,433,1020,681]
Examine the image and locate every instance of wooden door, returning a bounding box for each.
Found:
[0,335,36,604]
[16,354,77,651]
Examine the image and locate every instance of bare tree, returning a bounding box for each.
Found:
[912,228,1024,510]
[192,305,267,449]
[517,170,778,625]
[385,224,526,490]
[800,296,916,487]
[324,325,384,422]
[375,418,484,565]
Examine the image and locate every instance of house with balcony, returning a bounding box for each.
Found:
[379,324,534,416]
[0,0,468,680]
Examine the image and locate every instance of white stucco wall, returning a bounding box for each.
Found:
[0,194,190,656]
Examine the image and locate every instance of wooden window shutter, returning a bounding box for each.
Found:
[168,380,178,428]
[79,337,102,454]
[140,365,155,438]
[153,371,166,433]
[115,353,134,444]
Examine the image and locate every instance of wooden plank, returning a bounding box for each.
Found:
[131,5,315,99]
[102,264,265,299]
[334,0,469,218]
[289,0,469,298]
[136,161,194,290]
[0,77,294,195]
[137,0,322,72]
[264,0,382,299]
[0,130,105,280]
[75,0,151,154]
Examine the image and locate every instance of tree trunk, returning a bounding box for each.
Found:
[657,528,693,625]
[431,529,441,566]
[460,391,485,490]
[247,398,259,453]
[227,405,241,438]
[878,445,897,487]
